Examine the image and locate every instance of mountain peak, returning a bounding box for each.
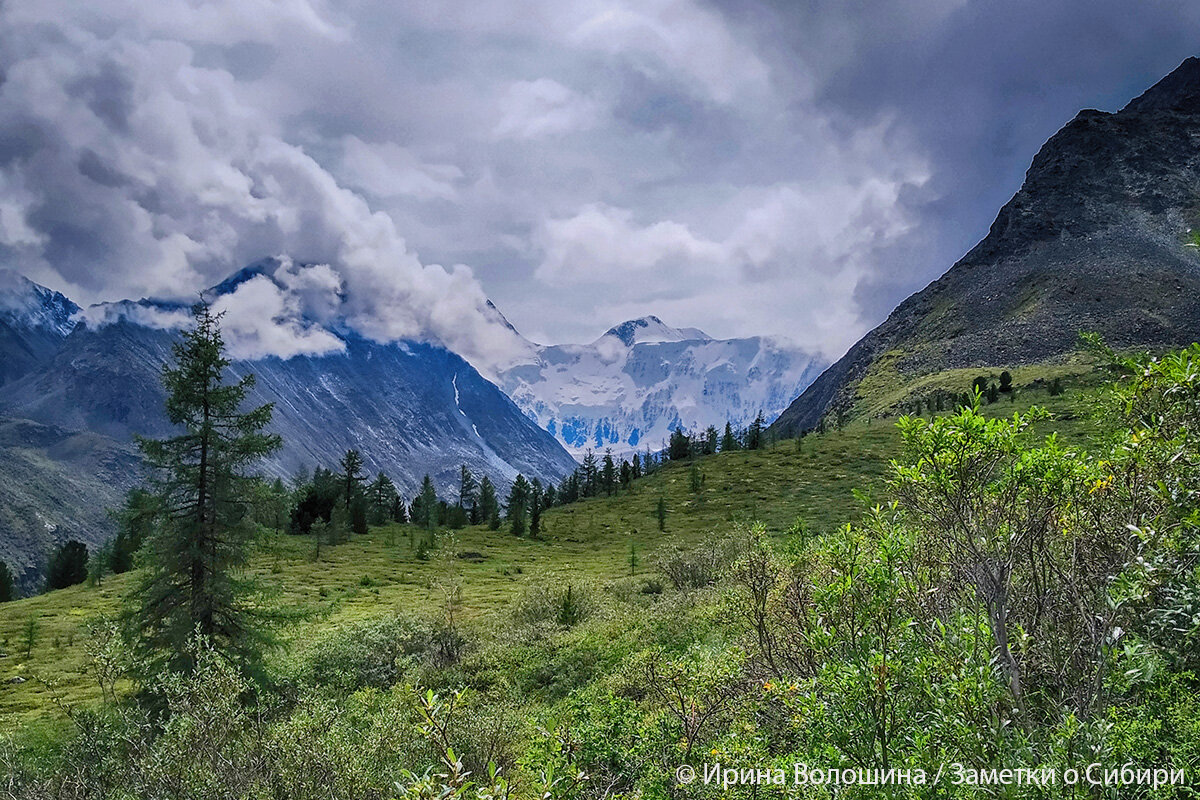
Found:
[600,316,711,346]
[209,257,286,297]
[0,270,80,336]
[1123,56,1200,115]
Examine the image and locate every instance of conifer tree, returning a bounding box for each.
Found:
[391,495,408,524]
[367,472,399,525]
[110,488,160,574]
[601,450,617,495]
[507,474,530,536]
[0,559,13,602]
[703,425,718,455]
[129,302,282,680]
[458,465,477,507]
[655,497,667,532]
[746,410,765,450]
[720,421,739,452]
[46,541,88,591]
[339,449,365,511]
[529,478,543,538]
[478,475,499,525]
[668,427,691,461]
[417,474,438,535]
[581,450,598,497]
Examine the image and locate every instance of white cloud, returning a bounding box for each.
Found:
[534,204,724,282]
[493,79,603,140]
[338,136,462,200]
[0,0,527,372]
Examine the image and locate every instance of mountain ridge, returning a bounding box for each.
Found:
[771,57,1200,434]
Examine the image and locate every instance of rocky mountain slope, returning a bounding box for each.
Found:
[772,57,1200,435]
[0,264,578,586]
[498,315,825,457]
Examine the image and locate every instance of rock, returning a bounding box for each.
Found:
[772,57,1200,434]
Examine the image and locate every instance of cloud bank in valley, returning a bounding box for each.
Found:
[1,0,1198,366]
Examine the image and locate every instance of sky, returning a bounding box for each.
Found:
[1,0,1199,369]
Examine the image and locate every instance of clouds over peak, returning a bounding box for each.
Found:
[1,0,1197,366]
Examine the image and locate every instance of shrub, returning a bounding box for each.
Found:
[654,536,741,591]
[512,581,599,628]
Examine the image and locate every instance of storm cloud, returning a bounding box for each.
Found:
[0,0,1197,366]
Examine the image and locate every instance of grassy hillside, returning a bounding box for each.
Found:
[0,371,1107,727]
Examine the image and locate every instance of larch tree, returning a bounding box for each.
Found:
[128,301,282,681]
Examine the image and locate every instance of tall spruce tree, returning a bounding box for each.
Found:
[507,474,531,536]
[129,302,282,680]
[478,474,498,520]
[601,450,617,495]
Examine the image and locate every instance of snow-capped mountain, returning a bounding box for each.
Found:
[0,271,80,384]
[3,262,578,491]
[497,316,827,457]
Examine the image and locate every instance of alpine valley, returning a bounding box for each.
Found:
[0,262,814,588]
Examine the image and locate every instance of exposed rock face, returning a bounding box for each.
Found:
[772,57,1200,435]
[0,265,579,591]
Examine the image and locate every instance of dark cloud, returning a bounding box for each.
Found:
[0,0,1197,364]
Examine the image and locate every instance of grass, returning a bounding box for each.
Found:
[0,366,1114,728]
[850,350,1111,421]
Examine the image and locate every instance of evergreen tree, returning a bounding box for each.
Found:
[655,497,667,532]
[46,541,88,591]
[668,427,691,461]
[703,425,718,455]
[601,450,617,496]
[89,540,113,587]
[746,410,765,450]
[289,483,336,536]
[417,474,438,534]
[265,478,290,534]
[999,370,1013,393]
[458,465,478,515]
[367,472,398,525]
[529,478,543,538]
[581,450,599,497]
[478,475,499,525]
[0,560,13,602]
[339,449,365,511]
[631,452,642,480]
[720,421,739,452]
[619,458,633,488]
[350,497,370,536]
[507,474,531,536]
[391,495,408,524]
[128,302,282,680]
[110,488,160,574]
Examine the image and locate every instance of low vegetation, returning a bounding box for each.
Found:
[2,318,1196,798]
